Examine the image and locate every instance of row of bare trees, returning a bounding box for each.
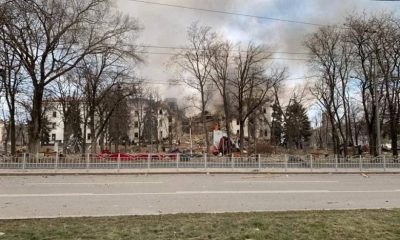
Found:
[173,22,285,154]
[0,0,142,155]
[305,13,400,157]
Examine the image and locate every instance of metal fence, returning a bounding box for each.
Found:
[0,153,399,172]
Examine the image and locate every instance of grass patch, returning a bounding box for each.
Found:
[0,209,399,239]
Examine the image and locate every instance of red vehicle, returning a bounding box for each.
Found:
[96,150,177,161]
[108,153,135,161]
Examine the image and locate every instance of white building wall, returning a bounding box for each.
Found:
[255,104,272,139]
[128,100,147,143]
[157,108,170,140]
[45,100,176,147]
[230,103,272,140]
[231,119,249,138]
[128,101,176,144]
[46,104,64,144]
[45,102,91,145]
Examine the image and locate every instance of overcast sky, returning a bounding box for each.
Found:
[114,0,400,105]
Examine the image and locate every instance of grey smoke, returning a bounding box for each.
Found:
[115,0,400,106]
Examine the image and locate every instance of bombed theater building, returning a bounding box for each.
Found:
[41,98,183,153]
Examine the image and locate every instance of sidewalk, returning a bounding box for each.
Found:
[1,168,399,175]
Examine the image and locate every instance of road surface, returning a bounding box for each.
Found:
[0,174,399,219]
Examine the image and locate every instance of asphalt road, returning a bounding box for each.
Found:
[0,174,399,219]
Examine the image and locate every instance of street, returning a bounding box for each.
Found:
[0,174,399,219]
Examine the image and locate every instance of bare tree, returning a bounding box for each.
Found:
[305,26,353,156]
[305,12,400,157]
[230,43,284,154]
[172,22,216,153]
[346,15,397,155]
[47,76,83,154]
[348,99,364,147]
[0,34,26,156]
[208,40,235,154]
[374,15,400,157]
[130,85,149,149]
[0,0,140,153]
[78,51,139,155]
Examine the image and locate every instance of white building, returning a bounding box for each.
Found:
[44,98,180,150]
[44,100,92,146]
[46,103,64,144]
[128,98,180,145]
[231,104,272,140]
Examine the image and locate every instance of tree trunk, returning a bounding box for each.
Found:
[3,122,9,154]
[223,91,231,155]
[81,118,88,156]
[90,110,96,155]
[368,130,377,156]
[5,90,17,156]
[225,119,231,155]
[9,110,16,156]
[239,119,245,154]
[385,78,399,157]
[200,90,209,153]
[327,110,339,155]
[99,114,104,151]
[28,85,44,154]
[390,117,398,157]
[99,132,105,151]
[361,90,376,156]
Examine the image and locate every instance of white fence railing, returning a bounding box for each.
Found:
[0,153,399,171]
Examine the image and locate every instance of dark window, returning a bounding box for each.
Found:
[159,110,163,115]
[236,130,239,135]
[168,116,172,123]
[134,121,139,128]
[134,132,139,138]
[52,111,57,118]
[236,120,239,125]
[87,133,91,140]
[263,108,266,114]
[134,110,139,115]
[52,123,56,129]
[51,134,56,141]
[264,130,268,137]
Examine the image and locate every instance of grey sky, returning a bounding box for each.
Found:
[115,0,400,103]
